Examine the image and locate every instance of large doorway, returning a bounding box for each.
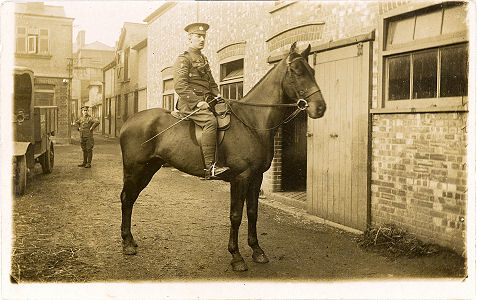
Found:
[282,112,307,191]
[307,41,372,231]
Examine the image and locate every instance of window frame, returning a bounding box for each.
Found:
[27,35,37,54]
[16,27,50,55]
[219,57,244,100]
[38,28,50,54]
[377,2,469,113]
[162,77,175,111]
[16,27,27,53]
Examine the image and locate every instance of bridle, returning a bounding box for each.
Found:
[227,55,321,131]
[141,54,321,145]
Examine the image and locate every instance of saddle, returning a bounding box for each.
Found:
[170,101,231,146]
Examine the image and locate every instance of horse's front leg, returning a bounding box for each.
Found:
[228,175,249,272]
[246,173,269,264]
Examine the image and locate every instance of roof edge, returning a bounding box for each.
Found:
[143,2,177,23]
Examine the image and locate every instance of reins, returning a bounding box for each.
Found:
[141,53,319,144]
[226,98,308,131]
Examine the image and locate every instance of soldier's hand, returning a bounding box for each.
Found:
[197,101,209,110]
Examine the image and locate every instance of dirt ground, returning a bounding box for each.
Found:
[7,135,467,291]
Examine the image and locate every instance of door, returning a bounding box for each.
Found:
[307,42,371,231]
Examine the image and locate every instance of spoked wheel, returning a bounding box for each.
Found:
[40,142,54,174]
[13,155,27,196]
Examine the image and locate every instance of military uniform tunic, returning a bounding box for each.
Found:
[174,47,219,112]
[75,115,100,151]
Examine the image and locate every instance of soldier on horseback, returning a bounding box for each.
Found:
[173,22,229,180]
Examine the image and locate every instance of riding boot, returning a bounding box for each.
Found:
[78,151,87,167]
[84,150,92,168]
[202,144,229,180]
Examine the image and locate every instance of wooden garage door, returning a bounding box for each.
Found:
[307,42,371,231]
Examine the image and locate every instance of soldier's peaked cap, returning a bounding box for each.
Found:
[184,22,209,35]
[81,105,89,109]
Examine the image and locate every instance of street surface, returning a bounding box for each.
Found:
[9,135,465,283]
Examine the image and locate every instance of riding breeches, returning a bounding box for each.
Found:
[80,136,94,151]
[187,109,218,147]
[178,105,218,168]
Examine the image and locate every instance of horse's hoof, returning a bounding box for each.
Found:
[122,242,137,255]
[231,258,248,272]
[252,252,269,264]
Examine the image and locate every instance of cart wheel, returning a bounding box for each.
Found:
[41,142,54,174]
[13,155,27,196]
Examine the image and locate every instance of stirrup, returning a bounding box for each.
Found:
[203,164,229,180]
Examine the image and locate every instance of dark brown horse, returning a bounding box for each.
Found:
[119,42,326,271]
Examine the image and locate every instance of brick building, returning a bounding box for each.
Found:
[143,1,470,253]
[14,2,73,143]
[102,22,147,137]
[71,31,114,131]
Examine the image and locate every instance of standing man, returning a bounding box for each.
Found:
[75,105,100,168]
[173,22,228,180]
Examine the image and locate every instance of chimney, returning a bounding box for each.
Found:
[76,30,86,49]
[26,2,44,11]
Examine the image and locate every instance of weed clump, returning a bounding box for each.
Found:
[357,224,441,258]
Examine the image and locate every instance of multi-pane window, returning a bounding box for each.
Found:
[221,82,243,100]
[162,78,175,111]
[16,27,49,54]
[220,59,244,100]
[382,2,468,110]
[387,44,468,101]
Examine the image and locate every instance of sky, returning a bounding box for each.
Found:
[48,1,163,47]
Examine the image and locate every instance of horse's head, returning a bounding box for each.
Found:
[283,42,326,119]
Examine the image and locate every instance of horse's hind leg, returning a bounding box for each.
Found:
[121,160,162,255]
[246,173,269,264]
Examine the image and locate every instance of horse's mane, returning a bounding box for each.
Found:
[242,56,285,100]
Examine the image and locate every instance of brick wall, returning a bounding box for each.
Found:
[146,1,468,252]
[263,128,283,192]
[371,112,467,253]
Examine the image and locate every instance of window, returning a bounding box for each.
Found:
[16,27,26,53]
[123,94,129,120]
[124,47,130,81]
[16,27,49,54]
[162,78,175,110]
[116,95,121,119]
[27,36,37,53]
[39,28,49,53]
[220,59,244,100]
[380,2,468,111]
[105,98,111,117]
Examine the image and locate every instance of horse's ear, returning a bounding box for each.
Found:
[301,44,311,60]
[289,41,297,54]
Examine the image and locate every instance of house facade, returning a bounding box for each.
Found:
[14,1,73,143]
[102,22,147,137]
[71,31,114,127]
[143,1,470,253]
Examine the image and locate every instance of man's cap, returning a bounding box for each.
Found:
[81,105,89,110]
[184,22,209,35]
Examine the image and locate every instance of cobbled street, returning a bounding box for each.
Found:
[9,135,465,283]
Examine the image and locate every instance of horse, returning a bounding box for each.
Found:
[119,42,326,272]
